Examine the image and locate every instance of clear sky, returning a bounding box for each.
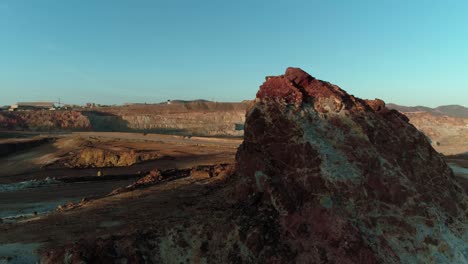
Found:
[1,0,467,107]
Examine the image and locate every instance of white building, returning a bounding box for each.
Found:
[9,102,56,111]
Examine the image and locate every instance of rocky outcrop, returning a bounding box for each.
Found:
[234,67,467,263]
[60,147,161,168]
[109,164,235,195]
[38,68,467,263]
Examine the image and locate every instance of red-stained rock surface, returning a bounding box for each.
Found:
[235,67,467,263]
[37,68,467,263]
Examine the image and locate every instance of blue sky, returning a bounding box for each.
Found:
[0,0,467,107]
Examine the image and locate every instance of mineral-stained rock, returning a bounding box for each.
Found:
[61,147,161,168]
[235,67,467,263]
[109,169,163,195]
[40,68,467,263]
[137,170,163,185]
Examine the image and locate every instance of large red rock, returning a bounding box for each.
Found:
[235,67,467,263]
[38,68,467,264]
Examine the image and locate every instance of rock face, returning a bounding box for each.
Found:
[235,68,467,263]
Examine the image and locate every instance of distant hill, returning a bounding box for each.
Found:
[434,105,468,118]
[388,103,468,118]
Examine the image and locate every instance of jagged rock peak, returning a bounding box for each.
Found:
[257,67,379,113]
[236,67,467,263]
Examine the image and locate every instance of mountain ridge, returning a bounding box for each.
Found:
[388,103,468,118]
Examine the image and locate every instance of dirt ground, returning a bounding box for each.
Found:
[0,172,233,248]
[0,132,240,247]
[0,132,240,183]
[0,131,466,262]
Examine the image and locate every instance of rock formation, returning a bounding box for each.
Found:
[235,67,467,263]
[60,147,161,168]
[38,68,467,263]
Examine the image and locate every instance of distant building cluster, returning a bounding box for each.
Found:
[0,100,179,112]
[0,101,107,112]
[8,102,56,111]
[86,102,96,108]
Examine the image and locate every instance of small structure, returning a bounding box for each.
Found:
[61,104,73,110]
[85,103,96,108]
[9,102,56,111]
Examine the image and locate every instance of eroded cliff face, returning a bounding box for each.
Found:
[235,67,467,263]
[84,106,246,136]
[96,102,247,136]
